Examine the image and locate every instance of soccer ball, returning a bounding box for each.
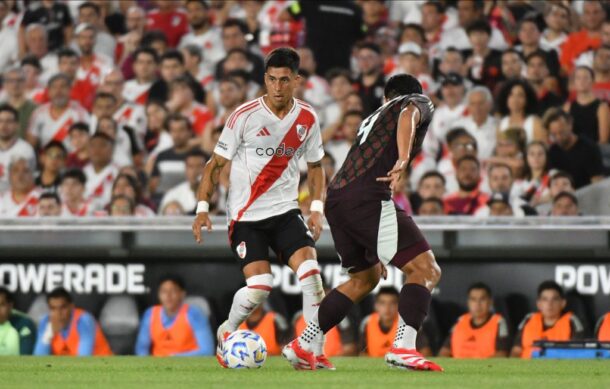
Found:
[222,330,267,369]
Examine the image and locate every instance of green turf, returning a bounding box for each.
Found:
[1,357,609,389]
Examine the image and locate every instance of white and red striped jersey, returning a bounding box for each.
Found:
[28,102,90,149]
[0,139,37,193]
[61,200,93,217]
[83,163,119,211]
[183,102,213,136]
[214,97,324,222]
[114,101,147,143]
[0,188,41,217]
[123,80,153,106]
[179,27,226,75]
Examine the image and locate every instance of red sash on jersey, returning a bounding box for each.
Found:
[52,118,74,143]
[15,191,39,217]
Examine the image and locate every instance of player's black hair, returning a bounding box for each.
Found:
[467,282,493,297]
[134,47,159,64]
[158,274,186,291]
[47,73,72,88]
[423,1,444,13]
[325,67,352,84]
[43,140,67,155]
[47,287,73,303]
[0,286,14,304]
[20,55,42,71]
[419,170,447,186]
[376,286,400,299]
[57,47,79,60]
[165,113,193,133]
[141,30,167,48]
[160,50,184,66]
[79,1,101,15]
[39,191,61,204]
[466,19,492,36]
[222,18,249,35]
[542,107,573,130]
[185,0,209,10]
[537,280,565,299]
[94,91,117,103]
[60,168,87,185]
[553,191,578,206]
[549,170,575,188]
[0,104,18,121]
[456,154,480,168]
[90,131,115,145]
[402,23,425,43]
[445,127,477,149]
[384,74,422,100]
[496,79,538,117]
[265,47,300,74]
[69,121,90,134]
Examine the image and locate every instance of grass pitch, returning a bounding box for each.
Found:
[2,357,609,389]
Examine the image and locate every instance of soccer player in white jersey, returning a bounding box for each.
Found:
[192,48,332,369]
[0,105,36,193]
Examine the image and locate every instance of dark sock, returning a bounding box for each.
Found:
[399,283,431,330]
[318,289,354,333]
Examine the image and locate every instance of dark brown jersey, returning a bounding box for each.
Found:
[327,93,434,202]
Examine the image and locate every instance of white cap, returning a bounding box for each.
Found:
[398,42,422,57]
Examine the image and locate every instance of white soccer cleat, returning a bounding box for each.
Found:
[282,339,317,370]
[385,347,443,372]
[216,320,233,368]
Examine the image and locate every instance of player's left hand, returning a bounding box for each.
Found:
[307,211,324,241]
[377,160,407,193]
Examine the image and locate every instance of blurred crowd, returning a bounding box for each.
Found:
[0,0,609,218]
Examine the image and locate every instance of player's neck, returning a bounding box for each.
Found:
[263,95,294,119]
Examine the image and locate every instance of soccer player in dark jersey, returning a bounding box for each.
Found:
[283,74,443,371]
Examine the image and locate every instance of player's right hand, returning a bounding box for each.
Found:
[192,212,212,244]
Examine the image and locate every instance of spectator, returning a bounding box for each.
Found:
[392,43,437,96]
[463,20,503,92]
[525,51,564,116]
[560,0,606,73]
[26,73,89,151]
[108,194,135,217]
[0,104,36,193]
[123,47,159,106]
[22,24,58,85]
[592,45,610,103]
[515,16,560,76]
[417,197,445,216]
[34,287,112,356]
[21,55,46,102]
[214,18,265,85]
[325,110,362,169]
[202,78,246,154]
[160,149,207,215]
[496,79,545,143]
[439,282,510,358]
[92,100,136,169]
[564,66,610,144]
[444,155,489,215]
[19,0,73,55]
[487,128,526,180]
[437,128,478,193]
[0,158,40,217]
[548,171,576,199]
[595,312,610,341]
[359,287,399,357]
[66,122,90,169]
[73,22,113,78]
[179,0,225,76]
[76,2,116,60]
[161,200,185,216]
[516,141,552,206]
[0,286,36,355]
[545,108,604,189]
[180,44,212,91]
[143,101,171,157]
[149,114,194,199]
[83,132,118,211]
[410,171,447,214]
[59,168,91,217]
[486,192,514,216]
[167,77,213,137]
[574,20,610,69]
[111,173,155,217]
[148,50,205,105]
[239,304,290,356]
[511,281,584,359]
[454,86,497,160]
[115,6,147,72]
[355,43,385,116]
[0,1,17,73]
[500,49,524,82]
[321,68,354,135]
[135,275,214,356]
[477,163,534,217]
[437,47,469,82]
[35,140,66,192]
[541,4,570,54]
[49,47,99,112]
[297,47,331,112]
[551,191,579,217]
[37,192,62,217]
[1,67,38,138]
[145,0,189,48]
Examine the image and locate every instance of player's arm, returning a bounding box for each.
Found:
[76,314,96,356]
[33,316,52,356]
[173,307,214,356]
[134,309,153,356]
[376,104,421,191]
[306,160,325,241]
[192,153,230,244]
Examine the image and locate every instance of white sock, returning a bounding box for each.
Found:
[227,273,273,331]
[393,316,418,350]
[297,260,325,355]
[297,310,321,353]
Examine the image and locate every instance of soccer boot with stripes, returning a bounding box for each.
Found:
[282,339,317,370]
[385,347,443,371]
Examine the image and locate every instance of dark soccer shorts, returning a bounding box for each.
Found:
[228,209,315,268]
[325,199,430,274]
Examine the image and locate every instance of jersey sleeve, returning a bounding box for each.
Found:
[76,313,97,356]
[303,113,324,163]
[401,94,435,125]
[135,308,153,356]
[172,306,214,356]
[213,113,245,160]
[33,315,51,356]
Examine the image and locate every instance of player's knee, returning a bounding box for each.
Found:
[404,251,441,286]
[350,267,381,294]
[245,273,274,303]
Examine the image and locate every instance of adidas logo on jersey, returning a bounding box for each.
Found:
[256,127,271,137]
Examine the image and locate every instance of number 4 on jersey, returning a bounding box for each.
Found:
[357,109,382,145]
